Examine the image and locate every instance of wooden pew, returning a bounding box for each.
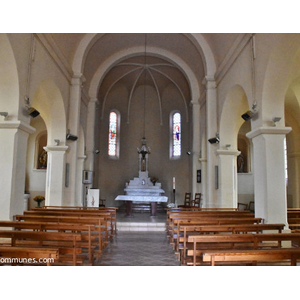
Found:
[187,233,300,266]
[168,217,262,245]
[166,210,253,228]
[288,210,300,218]
[166,210,255,234]
[0,246,59,266]
[0,230,82,266]
[0,221,98,264]
[177,223,285,265]
[14,215,107,254]
[23,210,114,239]
[34,206,118,234]
[202,248,300,266]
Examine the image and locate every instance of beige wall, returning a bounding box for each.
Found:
[95,83,191,207]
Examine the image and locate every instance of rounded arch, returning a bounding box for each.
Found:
[89,46,201,122]
[0,34,19,116]
[72,33,216,78]
[31,80,67,144]
[261,34,300,126]
[219,84,249,149]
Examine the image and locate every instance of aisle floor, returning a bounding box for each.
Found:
[96,231,180,266]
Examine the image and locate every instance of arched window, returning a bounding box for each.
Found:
[108,110,120,158]
[171,112,181,158]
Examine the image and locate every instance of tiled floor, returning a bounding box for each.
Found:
[96,211,180,266]
[116,211,167,231]
[96,231,179,266]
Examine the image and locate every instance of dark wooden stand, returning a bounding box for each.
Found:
[150,202,157,217]
[125,201,133,217]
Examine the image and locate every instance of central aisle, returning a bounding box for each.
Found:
[95,209,180,266]
[96,231,180,266]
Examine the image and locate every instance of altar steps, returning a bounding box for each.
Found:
[117,221,166,232]
[118,202,166,213]
[116,211,167,232]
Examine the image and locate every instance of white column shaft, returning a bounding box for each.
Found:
[205,78,218,207]
[45,146,68,206]
[217,149,240,208]
[247,127,292,225]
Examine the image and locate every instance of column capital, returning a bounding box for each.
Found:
[199,157,207,163]
[89,97,99,105]
[72,73,85,84]
[78,155,87,160]
[0,120,36,134]
[44,145,69,152]
[246,126,292,140]
[216,149,241,157]
[202,76,216,89]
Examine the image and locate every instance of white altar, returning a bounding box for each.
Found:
[115,138,167,216]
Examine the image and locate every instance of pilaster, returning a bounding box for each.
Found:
[44,145,68,206]
[246,126,292,226]
[191,100,201,196]
[0,120,35,220]
[85,98,99,174]
[65,74,84,205]
[217,149,240,208]
[204,77,218,207]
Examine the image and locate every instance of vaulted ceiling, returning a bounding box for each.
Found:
[46,33,241,106]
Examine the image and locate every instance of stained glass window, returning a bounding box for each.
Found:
[108,111,117,156]
[172,112,181,157]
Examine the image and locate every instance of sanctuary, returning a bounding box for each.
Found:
[115,138,167,216]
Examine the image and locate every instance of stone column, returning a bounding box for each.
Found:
[0,120,35,220]
[246,126,292,226]
[76,155,86,206]
[191,101,201,197]
[217,149,240,208]
[65,74,83,205]
[205,77,218,207]
[44,145,68,206]
[85,98,99,174]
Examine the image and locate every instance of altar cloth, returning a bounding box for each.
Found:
[115,195,168,202]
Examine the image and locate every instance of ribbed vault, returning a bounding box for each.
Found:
[99,55,191,124]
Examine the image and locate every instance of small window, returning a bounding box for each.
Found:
[172,112,181,158]
[108,111,120,158]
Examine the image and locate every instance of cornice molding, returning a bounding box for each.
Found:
[44,145,69,152]
[0,120,36,134]
[216,149,241,157]
[246,126,292,139]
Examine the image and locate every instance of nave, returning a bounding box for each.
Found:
[96,231,179,266]
[1,205,300,266]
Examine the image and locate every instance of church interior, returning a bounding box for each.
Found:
[3,0,300,294]
[2,31,300,275]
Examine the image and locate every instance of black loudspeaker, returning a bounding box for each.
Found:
[66,133,78,141]
[241,110,254,121]
[28,107,40,118]
[208,137,220,144]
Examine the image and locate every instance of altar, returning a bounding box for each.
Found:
[115,137,168,217]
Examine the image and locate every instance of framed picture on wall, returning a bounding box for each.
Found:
[82,170,93,184]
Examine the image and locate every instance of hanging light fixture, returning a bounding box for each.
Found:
[137,34,151,168]
[25,34,40,118]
